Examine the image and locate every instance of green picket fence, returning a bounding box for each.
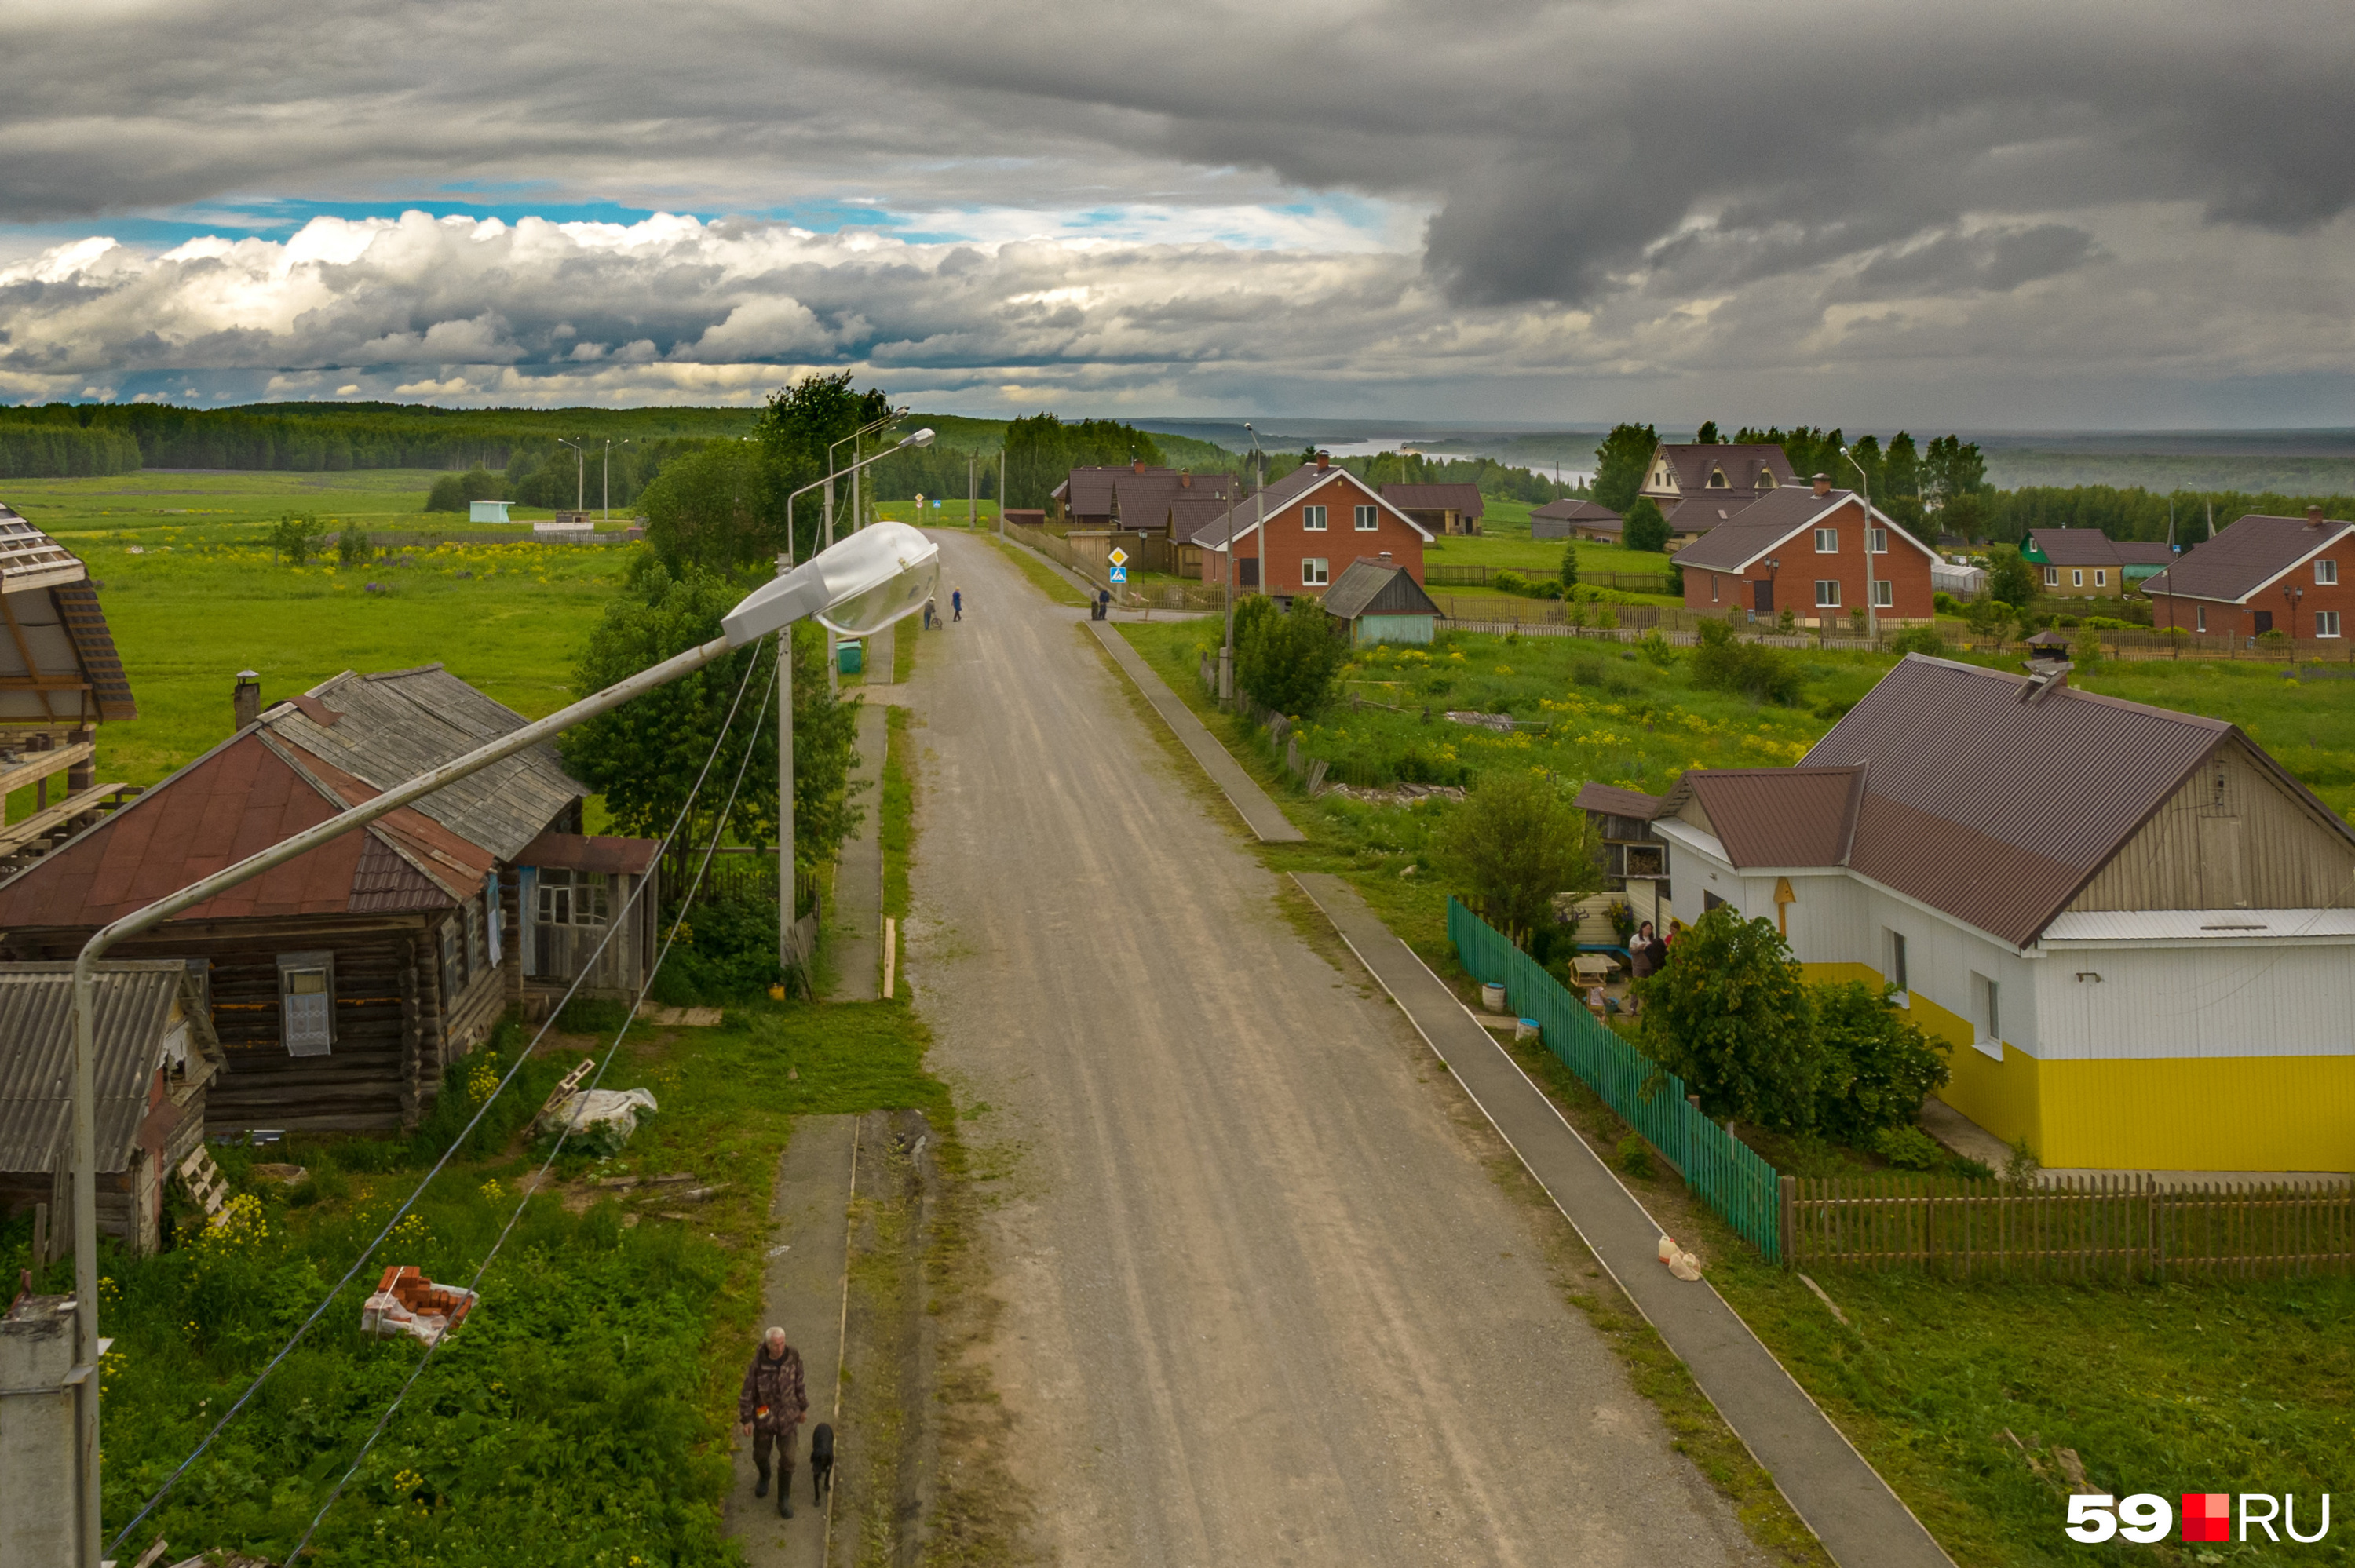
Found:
[1448,899,1784,1261]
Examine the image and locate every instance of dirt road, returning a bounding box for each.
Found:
[904,531,1762,1566]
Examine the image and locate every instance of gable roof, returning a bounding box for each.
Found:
[1669,488,1938,573]
[2112,541,2177,567]
[0,961,214,1174]
[1650,444,1797,496]
[1574,781,1667,821]
[1531,498,1621,523]
[2025,528,2126,567]
[1189,465,1434,548]
[1379,483,1484,520]
[0,505,137,724]
[1661,765,1868,868]
[1056,465,1238,523]
[1321,558,1442,620]
[2139,512,2355,604]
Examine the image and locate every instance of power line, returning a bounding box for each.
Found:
[283,639,782,1562]
[108,639,772,1559]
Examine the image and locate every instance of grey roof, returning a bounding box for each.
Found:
[1531,498,1621,523]
[0,962,208,1173]
[1574,781,1667,820]
[265,664,583,862]
[1380,483,1484,520]
[2027,529,2127,567]
[1650,444,1797,498]
[2140,512,2354,604]
[1322,558,1441,620]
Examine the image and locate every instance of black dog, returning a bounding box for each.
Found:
[809,1422,834,1504]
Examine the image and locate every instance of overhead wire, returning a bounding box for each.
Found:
[108,636,773,1558]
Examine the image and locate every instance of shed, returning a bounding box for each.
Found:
[1321,556,1443,646]
[0,961,223,1255]
[1529,499,1623,542]
[1379,483,1484,537]
[469,500,512,524]
[1930,560,1988,599]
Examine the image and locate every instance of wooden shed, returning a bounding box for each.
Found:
[1320,556,1444,647]
[0,961,223,1256]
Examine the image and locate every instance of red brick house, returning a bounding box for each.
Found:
[1192,454,1432,600]
[2141,508,2353,640]
[1670,478,1938,624]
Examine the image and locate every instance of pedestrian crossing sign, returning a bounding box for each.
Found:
[1108,565,1128,583]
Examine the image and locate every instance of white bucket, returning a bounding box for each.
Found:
[1481,982,1507,1013]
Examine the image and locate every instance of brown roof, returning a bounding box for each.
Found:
[2139,512,2354,604]
[1531,498,1621,523]
[1651,444,1797,498]
[1188,465,1433,547]
[2026,528,2126,567]
[1574,781,1667,820]
[1662,495,1762,528]
[2112,541,2176,567]
[515,831,660,876]
[1664,766,1867,867]
[1058,465,1237,524]
[1380,483,1484,520]
[1669,487,1936,572]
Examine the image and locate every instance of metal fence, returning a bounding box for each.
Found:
[1448,899,1783,1261]
[1784,1172,2355,1278]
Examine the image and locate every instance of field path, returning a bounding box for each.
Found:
[900,529,1763,1566]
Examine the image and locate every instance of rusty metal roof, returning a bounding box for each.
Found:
[516,830,660,876]
[1380,483,1484,519]
[1574,782,1667,820]
[0,961,193,1173]
[2138,512,2354,604]
[1663,766,1867,867]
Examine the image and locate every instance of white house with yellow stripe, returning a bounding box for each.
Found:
[1642,654,2355,1173]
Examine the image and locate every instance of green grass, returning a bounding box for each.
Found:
[2,467,615,531]
[981,531,1090,606]
[882,706,913,926]
[6,999,944,1567]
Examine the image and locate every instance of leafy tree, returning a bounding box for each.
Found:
[1922,434,1989,505]
[425,465,505,512]
[638,441,779,575]
[1636,905,1818,1125]
[1690,618,1804,704]
[754,372,893,556]
[268,512,325,564]
[337,527,371,567]
[563,564,860,881]
[999,412,1172,509]
[1622,497,1670,553]
[1589,423,1659,512]
[1435,773,1601,946]
[1558,542,1579,592]
[1882,432,1922,500]
[1694,420,1721,444]
[1812,983,1948,1143]
[1941,491,1989,541]
[1236,593,1346,717]
[1881,494,1929,542]
[1986,545,2038,607]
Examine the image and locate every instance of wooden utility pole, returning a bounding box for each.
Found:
[969,454,977,530]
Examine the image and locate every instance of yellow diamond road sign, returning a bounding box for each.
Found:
[1108,547,1129,567]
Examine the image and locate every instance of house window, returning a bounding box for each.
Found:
[1970,972,2002,1060]
[1815,580,1841,607]
[1302,505,1327,531]
[2044,566,2059,586]
[2320,611,2342,639]
[2319,560,2339,585]
[1813,528,1838,552]
[1869,527,1888,554]
[1708,468,1728,489]
[1711,573,1720,603]
[1886,930,1909,996]
[1354,505,1377,531]
[277,950,335,1058]
[1758,471,1776,489]
[2072,569,2083,586]
[1302,557,1330,586]
[535,869,611,927]
[1871,579,1893,608]
[2196,605,2207,633]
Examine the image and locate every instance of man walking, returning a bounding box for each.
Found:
[739,1326,809,1516]
[951,585,964,622]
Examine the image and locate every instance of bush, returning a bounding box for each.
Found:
[1874,1125,1946,1171]
[1690,618,1805,704]
[1932,591,1960,614]
[1559,542,1578,591]
[1986,546,2038,607]
[337,527,371,567]
[425,465,506,513]
[1889,624,1948,656]
[1615,1135,1654,1179]
[556,996,632,1036]
[1635,905,1816,1126]
[1635,630,1677,667]
[1663,561,1684,596]
[1435,773,1601,945]
[267,512,325,564]
[648,897,784,1004]
[1811,982,1949,1143]
[1494,569,1528,594]
[1623,498,1670,553]
[1237,593,1346,717]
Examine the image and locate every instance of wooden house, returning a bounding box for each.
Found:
[0,961,223,1256]
[1379,483,1484,537]
[0,665,659,1133]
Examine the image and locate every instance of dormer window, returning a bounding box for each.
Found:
[1707,468,1728,489]
[1757,471,1776,490]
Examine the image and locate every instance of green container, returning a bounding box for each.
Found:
[837,640,864,676]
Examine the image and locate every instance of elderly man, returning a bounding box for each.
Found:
[738,1326,809,1516]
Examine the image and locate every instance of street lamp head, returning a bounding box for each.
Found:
[721,521,940,646]
[898,428,936,450]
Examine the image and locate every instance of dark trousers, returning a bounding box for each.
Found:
[754,1425,798,1484]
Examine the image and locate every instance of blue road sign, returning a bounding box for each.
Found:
[1108,565,1128,583]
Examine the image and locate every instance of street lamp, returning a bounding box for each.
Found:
[61,515,940,1568]
[2280,583,2305,651]
[1842,446,1878,642]
[557,437,587,515]
[1761,556,1780,624]
[826,407,910,548]
[600,439,632,523]
[1221,423,1263,701]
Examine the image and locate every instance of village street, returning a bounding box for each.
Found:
[900,530,1765,1566]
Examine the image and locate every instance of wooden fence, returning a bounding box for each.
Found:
[1426,563,1671,593]
[1784,1172,2355,1279]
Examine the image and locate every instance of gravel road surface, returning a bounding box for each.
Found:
[904,531,1763,1566]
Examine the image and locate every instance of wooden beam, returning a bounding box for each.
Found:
[0,679,93,692]
[0,781,133,855]
[0,740,94,799]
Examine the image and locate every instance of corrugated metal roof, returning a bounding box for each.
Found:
[1059,466,1238,522]
[2025,528,2127,567]
[1380,483,1484,519]
[1666,766,1867,867]
[1531,499,1621,522]
[2139,512,2353,604]
[1574,782,1667,820]
[0,961,184,1173]
[1653,444,1797,498]
[1321,558,1440,621]
[52,580,136,721]
[515,830,660,875]
[2040,909,2355,943]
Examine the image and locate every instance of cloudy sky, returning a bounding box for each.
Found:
[2,0,2350,428]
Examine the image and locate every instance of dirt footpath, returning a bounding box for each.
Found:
[899,531,1765,1566]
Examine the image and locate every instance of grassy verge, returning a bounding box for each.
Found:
[893,615,918,684]
[981,531,1090,606]
[882,705,914,994]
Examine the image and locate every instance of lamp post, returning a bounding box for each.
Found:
[2281,584,2305,651]
[1221,423,1262,700]
[600,439,632,523]
[1762,556,1780,625]
[827,407,909,548]
[1842,446,1877,641]
[557,437,586,514]
[776,430,935,965]
[62,517,938,1568]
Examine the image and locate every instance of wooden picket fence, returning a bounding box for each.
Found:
[1784,1172,2355,1279]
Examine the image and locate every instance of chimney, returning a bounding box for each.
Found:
[1378,551,1393,563]
[1180,469,1192,489]
[2308,505,2326,528]
[1131,458,1145,474]
[233,670,261,729]
[1316,450,1331,471]
[1812,473,1831,497]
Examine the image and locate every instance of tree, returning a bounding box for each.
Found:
[1589,423,1659,512]
[1558,542,1579,592]
[638,441,779,575]
[1812,983,1948,1143]
[1695,420,1721,444]
[1986,545,2038,607]
[268,512,325,564]
[1236,593,1346,717]
[1883,432,1922,501]
[425,465,504,512]
[337,527,371,567]
[1435,773,1601,946]
[1622,497,1670,553]
[1881,494,1929,542]
[1634,905,1817,1126]
[755,372,891,557]
[1922,434,1988,505]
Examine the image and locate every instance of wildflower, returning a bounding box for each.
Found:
[467,1060,500,1102]
[480,1178,504,1202]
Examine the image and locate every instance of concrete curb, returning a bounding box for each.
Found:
[1083,618,1305,843]
[1291,871,1956,1568]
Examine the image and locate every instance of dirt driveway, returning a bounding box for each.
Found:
[903,531,1762,1566]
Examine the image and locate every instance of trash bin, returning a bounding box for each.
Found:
[838,640,864,676]
[1480,982,1507,1013]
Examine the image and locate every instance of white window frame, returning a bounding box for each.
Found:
[1886,929,1909,1004]
[1869,527,1888,554]
[1710,573,1720,603]
[1814,579,1840,607]
[1970,972,2003,1060]
[277,950,336,1058]
[2319,610,2342,639]
[2094,569,2107,586]
[2045,565,2059,586]
[1813,528,1838,553]
[2196,605,2207,633]
[1302,557,1330,586]
[1871,579,1893,608]
[2072,569,2083,586]
[1353,505,1378,531]
[1302,505,1327,531]
[2319,559,2339,585]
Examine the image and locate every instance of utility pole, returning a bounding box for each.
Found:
[969,454,977,530]
[558,437,586,514]
[1845,446,1878,642]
